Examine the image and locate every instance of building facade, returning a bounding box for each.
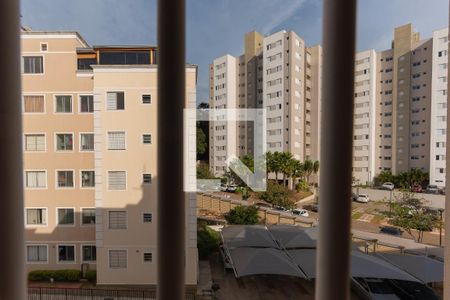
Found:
[209,30,322,177]
[22,29,198,286]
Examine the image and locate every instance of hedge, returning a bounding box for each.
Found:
[85,270,97,282]
[28,269,81,282]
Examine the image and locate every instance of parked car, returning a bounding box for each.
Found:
[274,205,288,212]
[410,184,423,193]
[292,208,309,217]
[381,182,395,191]
[440,187,446,195]
[351,192,358,201]
[254,202,272,209]
[352,278,399,300]
[311,204,319,212]
[219,183,228,192]
[379,226,402,236]
[356,194,370,203]
[426,184,440,194]
[226,184,238,192]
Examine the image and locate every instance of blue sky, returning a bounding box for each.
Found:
[21,0,448,103]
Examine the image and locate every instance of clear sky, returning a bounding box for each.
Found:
[21,0,449,103]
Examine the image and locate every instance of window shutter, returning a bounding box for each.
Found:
[109,211,127,229]
[109,250,127,268]
[107,92,117,110]
[108,171,126,190]
[108,132,125,150]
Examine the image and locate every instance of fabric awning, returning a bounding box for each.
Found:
[222,225,278,249]
[269,225,318,249]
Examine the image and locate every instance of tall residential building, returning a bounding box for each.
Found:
[209,30,322,176]
[22,29,198,288]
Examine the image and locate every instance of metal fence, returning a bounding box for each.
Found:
[27,287,196,300]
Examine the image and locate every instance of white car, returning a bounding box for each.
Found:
[356,194,370,203]
[292,208,309,217]
[381,182,395,191]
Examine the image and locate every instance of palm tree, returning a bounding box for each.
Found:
[265,151,274,181]
[280,152,294,187]
[312,160,320,183]
[303,159,314,184]
[271,151,283,183]
[291,160,304,190]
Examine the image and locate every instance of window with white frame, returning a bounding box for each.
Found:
[143,213,153,223]
[26,208,47,225]
[82,245,96,262]
[40,43,48,52]
[108,131,126,150]
[58,245,75,262]
[57,208,75,225]
[56,134,73,151]
[81,171,95,188]
[108,171,126,190]
[106,92,125,110]
[27,245,47,262]
[109,211,127,229]
[57,170,74,188]
[82,208,96,225]
[80,133,94,151]
[24,95,44,113]
[142,134,152,144]
[25,171,46,188]
[143,173,152,184]
[55,95,72,113]
[25,134,45,151]
[23,56,43,74]
[143,252,153,262]
[80,95,94,113]
[109,250,127,268]
[142,94,151,104]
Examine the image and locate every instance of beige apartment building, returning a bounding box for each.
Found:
[209,30,322,176]
[22,29,198,286]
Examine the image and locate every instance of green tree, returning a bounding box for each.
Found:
[279,152,294,187]
[376,170,394,186]
[197,163,215,179]
[225,205,260,225]
[388,192,439,243]
[196,127,207,157]
[303,159,314,184]
[270,151,283,182]
[197,221,220,259]
[259,182,295,209]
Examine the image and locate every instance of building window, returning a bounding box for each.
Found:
[40,43,48,52]
[108,171,126,190]
[143,252,153,263]
[57,170,74,188]
[80,133,94,151]
[109,211,127,229]
[81,171,95,188]
[82,208,96,225]
[80,95,94,113]
[82,245,96,262]
[142,94,152,104]
[143,213,153,223]
[25,171,46,188]
[26,208,47,225]
[143,173,152,184]
[55,95,72,113]
[57,208,75,225]
[107,92,125,110]
[25,134,45,151]
[109,250,127,268]
[108,131,126,150]
[58,245,75,263]
[23,56,43,74]
[27,245,47,263]
[24,95,44,113]
[56,133,73,151]
[142,134,152,144]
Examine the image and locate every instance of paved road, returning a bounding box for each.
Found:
[353,187,445,209]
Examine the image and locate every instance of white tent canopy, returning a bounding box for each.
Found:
[375,253,444,283]
[229,247,306,278]
[288,249,420,282]
[222,225,278,249]
[269,225,318,249]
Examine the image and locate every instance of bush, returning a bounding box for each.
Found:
[225,205,260,225]
[259,182,294,209]
[85,270,97,282]
[295,180,309,192]
[28,270,81,282]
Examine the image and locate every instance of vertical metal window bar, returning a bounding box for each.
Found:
[157,1,186,300]
[0,1,25,299]
[316,0,357,299]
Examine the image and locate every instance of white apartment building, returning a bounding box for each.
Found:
[430,28,449,186]
[352,50,377,184]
